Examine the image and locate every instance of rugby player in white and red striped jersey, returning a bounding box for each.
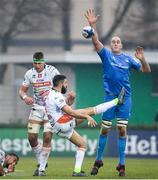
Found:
[19,52,75,176]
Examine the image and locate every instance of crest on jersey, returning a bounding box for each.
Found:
[125,59,129,63]
[38,74,42,78]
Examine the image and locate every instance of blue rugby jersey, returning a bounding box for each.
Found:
[98,48,141,96]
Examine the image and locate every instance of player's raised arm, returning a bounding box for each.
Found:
[135,46,151,73]
[85,9,103,52]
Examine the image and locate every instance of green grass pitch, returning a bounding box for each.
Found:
[4,157,158,179]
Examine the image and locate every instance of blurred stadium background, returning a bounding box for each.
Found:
[0,0,158,178]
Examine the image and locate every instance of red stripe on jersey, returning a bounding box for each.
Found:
[57,114,73,124]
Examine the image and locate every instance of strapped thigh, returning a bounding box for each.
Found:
[27,122,41,133]
[43,122,53,133]
[117,118,128,127]
[102,120,112,129]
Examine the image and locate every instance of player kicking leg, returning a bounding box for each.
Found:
[50,91,125,177]
[45,75,125,176]
[76,87,125,116]
[48,88,125,177]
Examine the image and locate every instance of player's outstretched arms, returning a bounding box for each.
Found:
[85,9,103,52]
[135,46,151,73]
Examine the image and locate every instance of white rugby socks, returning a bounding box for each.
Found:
[39,147,51,171]
[32,143,42,165]
[74,148,86,173]
[94,98,118,114]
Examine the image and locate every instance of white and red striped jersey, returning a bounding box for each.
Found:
[45,89,67,124]
[22,64,60,106]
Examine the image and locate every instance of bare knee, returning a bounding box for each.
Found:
[70,131,86,150]
[43,132,52,147]
[117,119,128,137]
[28,133,38,147]
[117,126,127,137]
[73,136,86,149]
[100,120,112,135]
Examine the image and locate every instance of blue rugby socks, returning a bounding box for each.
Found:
[96,134,107,160]
[117,137,126,165]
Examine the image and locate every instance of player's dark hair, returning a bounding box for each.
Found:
[33,52,44,59]
[53,75,66,87]
[6,153,19,162]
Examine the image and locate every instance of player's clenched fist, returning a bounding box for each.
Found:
[24,96,34,105]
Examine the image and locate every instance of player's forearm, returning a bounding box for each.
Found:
[19,85,29,100]
[19,89,28,100]
[62,105,87,119]
[88,28,103,53]
[64,107,88,119]
[140,58,151,73]
[89,21,103,52]
[69,109,89,119]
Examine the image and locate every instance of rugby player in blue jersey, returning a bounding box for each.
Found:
[85,9,151,177]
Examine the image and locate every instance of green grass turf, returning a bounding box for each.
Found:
[4,157,158,179]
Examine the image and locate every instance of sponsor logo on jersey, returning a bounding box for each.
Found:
[111,62,128,69]
[33,81,51,87]
[36,79,44,82]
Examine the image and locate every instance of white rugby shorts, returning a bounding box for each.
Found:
[29,104,48,122]
[51,114,76,139]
